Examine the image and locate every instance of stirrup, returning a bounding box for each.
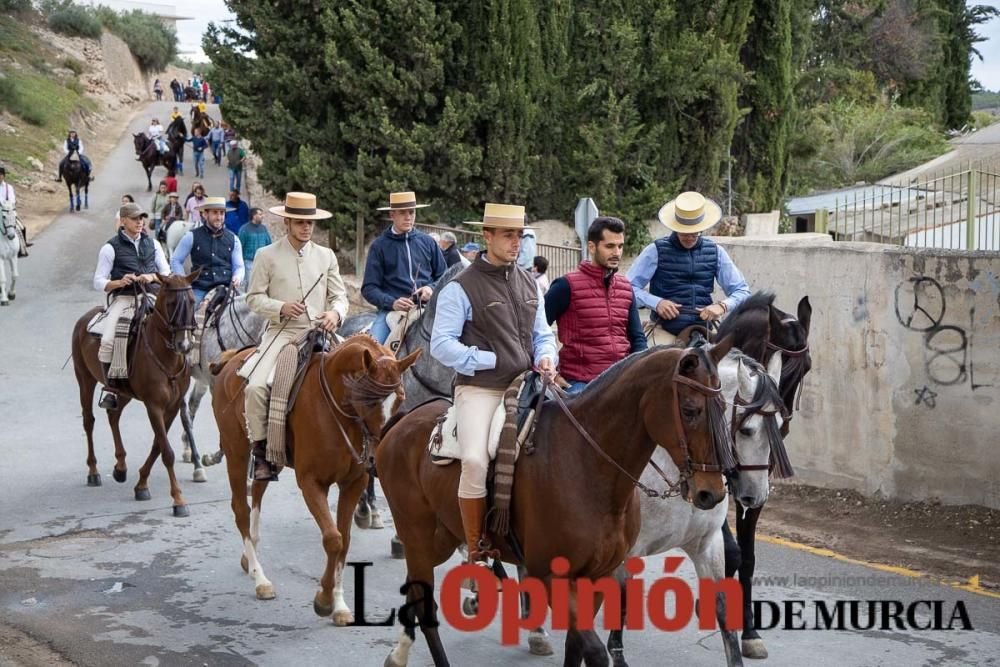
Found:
[98,389,118,410]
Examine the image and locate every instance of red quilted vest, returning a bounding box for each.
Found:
[558,261,634,382]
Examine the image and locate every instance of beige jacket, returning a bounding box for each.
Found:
[246,236,349,328]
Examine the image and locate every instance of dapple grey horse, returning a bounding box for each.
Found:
[0,201,19,306]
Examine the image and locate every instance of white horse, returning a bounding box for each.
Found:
[165,218,195,260]
[0,201,19,306]
[607,349,785,667]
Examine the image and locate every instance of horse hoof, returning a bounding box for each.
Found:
[0,301,8,307]
[742,638,768,659]
[86,473,102,487]
[353,509,371,530]
[113,468,127,483]
[7,294,13,300]
[332,610,354,626]
[384,653,407,667]
[182,450,192,463]
[462,596,478,616]
[390,535,405,560]
[255,583,276,600]
[134,488,151,501]
[240,554,249,573]
[192,468,207,483]
[313,593,333,617]
[172,504,189,518]
[528,632,554,656]
[370,512,385,530]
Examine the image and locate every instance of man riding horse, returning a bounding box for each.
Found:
[148,117,169,155]
[168,196,244,306]
[91,202,170,410]
[55,130,93,182]
[429,202,557,567]
[241,192,350,481]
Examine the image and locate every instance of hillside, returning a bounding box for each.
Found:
[0,10,190,233]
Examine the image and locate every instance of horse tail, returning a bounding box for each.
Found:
[210,348,241,375]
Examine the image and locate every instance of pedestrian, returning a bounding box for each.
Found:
[113,194,134,231]
[237,206,271,283]
[149,181,170,238]
[361,191,446,344]
[429,202,556,566]
[226,140,245,192]
[626,191,750,345]
[545,216,646,395]
[153,78,163,101]
[183,181,203,209]
[186,183,206,224]
[222,123,236,144]
[163,172,177,194]
[160,192,184,242]
[201,79,209,102]
[460,242,480,265]
[208,123,225,166]
[223,188,250,235]
[188,127,208,178]
[437,231,463,267]
[531,255,550,294]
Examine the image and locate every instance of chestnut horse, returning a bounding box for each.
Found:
[70,272,199,516]
[210,334,420,616]
[376,341,734,667]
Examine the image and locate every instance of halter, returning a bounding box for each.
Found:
[728,390,790,472]
[137,282,195,385]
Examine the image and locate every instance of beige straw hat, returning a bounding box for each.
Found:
[268,192,332,220]
[376,191,430,211]
[464,202,533,229]
[658,191,723,234]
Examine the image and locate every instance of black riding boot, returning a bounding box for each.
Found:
[98,363,118,410]
[251,440,278,482]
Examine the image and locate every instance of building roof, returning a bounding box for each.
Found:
[785,184,932,216]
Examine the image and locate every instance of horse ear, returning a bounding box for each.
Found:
[362,348,376,373]
[679,350,700,377]
[766,351,782,386]
[185,267,203,284]
[737,358,755,399]
[397,348,422,373]
[708,333,734,365]
[797,296,812,335]
[768,305,784,336]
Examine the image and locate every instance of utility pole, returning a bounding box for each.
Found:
[355,155,364,274]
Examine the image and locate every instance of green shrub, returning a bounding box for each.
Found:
[61,56,85,75]
[970,110,998,130]
[46,3,102,40]
[65,77,83,95]
[108,10,177,72]
[0,0,32,12]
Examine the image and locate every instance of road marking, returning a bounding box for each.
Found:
[758,534,1000,600]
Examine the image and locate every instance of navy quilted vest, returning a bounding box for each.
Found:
[648,233,718,335]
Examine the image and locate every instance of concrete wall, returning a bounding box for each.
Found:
[714,234,1000,509]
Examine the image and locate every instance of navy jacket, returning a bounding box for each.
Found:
[362,227,447,311]
[649,234,719,334]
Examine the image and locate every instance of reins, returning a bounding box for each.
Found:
[136,282,195,385]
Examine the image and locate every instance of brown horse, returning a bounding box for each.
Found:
[376,340,734,667]
[210,334,420,615]
[71,272,199,516]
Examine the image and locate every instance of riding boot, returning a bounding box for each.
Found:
[250,440,278,482]
[458,497,490,565]
[54,165,63,182]
[98,363,118,410]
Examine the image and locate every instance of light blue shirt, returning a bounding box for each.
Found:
[516,230,536,271]
[169,229,246,284]
[431,263,557,377]
[626,238,751,312]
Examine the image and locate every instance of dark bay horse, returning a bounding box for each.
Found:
[714,291,812,660]
[376,341,734,667]
[210,335,420,607]
[166,117,188,171]
[62,155,89,211]
[70,272,199,516]
[133,133,177,191]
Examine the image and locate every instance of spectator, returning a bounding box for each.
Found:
[224,188,250,235]
[208,123,225,165]
[153,79,162,101]
[149,181,170,237]
[186,184,206,224]
[201,79,209,102]
[113,194,134,230]
[437,231,463,267]
[532,255,550,294]
[517,227,537,270]
[237,206,271,283]
[460,242,480,265]
[183,181,202,208]
[163,172,178,194]
[160,192,184,242]
[187,128,209,178]
[226,140,245,192]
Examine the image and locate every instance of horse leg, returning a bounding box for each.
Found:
[159,400,188,516]
[224,431,275,599]
[353,485,371,529]
[331,474,368,624]
[386,566,450,667]
[0,260,7,305]
[606,565,629,667]
[84,184,88,209]
[75,360,101,487]
[519,563,553,656]
[75,184,81,211]
[689,537,743,667]
[368,475,384,529]
[107,396,132,483]
[299,475,352,624]
[179,382,208,481]
[735,502,766,659]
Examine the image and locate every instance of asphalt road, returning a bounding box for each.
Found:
[1,102,998,667]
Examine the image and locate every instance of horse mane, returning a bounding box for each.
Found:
[715,291,775,340]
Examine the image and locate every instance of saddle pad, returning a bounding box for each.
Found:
[427,402,508,463]
[384,309,421,355]
[86,308,107,335]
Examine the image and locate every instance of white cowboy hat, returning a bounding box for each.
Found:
[268,192,332,220]
[465,202,534,229]
[377,191,430,211]
[196,196,227,211]
[658,191,723,234]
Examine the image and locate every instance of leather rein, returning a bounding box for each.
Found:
[136,283,195,385]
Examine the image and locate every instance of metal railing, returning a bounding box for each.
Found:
[819,162,1000,251]
[415,223,582,279]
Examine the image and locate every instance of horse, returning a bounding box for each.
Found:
[712,291,812,659]
[190,107,213,136]
[183,86,200,102]
[0,201,18,306]
[70,272,199,516]
[605,346,788,667]
[62,154,90,212]
[209,334,420,607]
[133,133,177,191]
[166,117,188,173]
[165,217,195,260]
[176,286,267,480]
[375,341,734,667]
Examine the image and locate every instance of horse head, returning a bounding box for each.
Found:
[0,201,15,240]
[133,133,148,155]
[767,296,812,435]
[154,269,200,353]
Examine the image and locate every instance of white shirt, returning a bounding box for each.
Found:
[149,124,164,138]
[93,232,170,292]
[0,181,14,206]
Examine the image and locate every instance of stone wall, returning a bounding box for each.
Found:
[714,234,1000,508]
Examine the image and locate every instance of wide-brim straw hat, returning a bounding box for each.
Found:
[377,191,430,211]
[269,192,332,220]
[465,202,534,229]
[658,191,723,234]
[196,196,228,211]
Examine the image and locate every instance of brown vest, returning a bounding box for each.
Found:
[453,257,538,389]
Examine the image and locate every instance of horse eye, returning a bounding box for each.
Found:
[739,426,754,437]
[682,406,700,420]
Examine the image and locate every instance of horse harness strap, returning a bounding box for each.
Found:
[729,392,788,472]
[137,283,194,385]
[671,372,724,474]
[317,350,368,467]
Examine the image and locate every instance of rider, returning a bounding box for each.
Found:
[361,191,446,344]
[169,196,244,305]
[627,191,750,345]
[148,118,167,154]
[242,192,349,481]
[545,216,646,394]
[430,203,557,566]
[92,202,170,410]
[55,130,93,182]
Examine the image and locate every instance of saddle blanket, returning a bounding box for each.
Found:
[384,309,421,354]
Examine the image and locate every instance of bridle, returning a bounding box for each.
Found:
[137,282,196,385]
[317,347,402,468]
[728,384,790,472]
[547,350,724,500]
